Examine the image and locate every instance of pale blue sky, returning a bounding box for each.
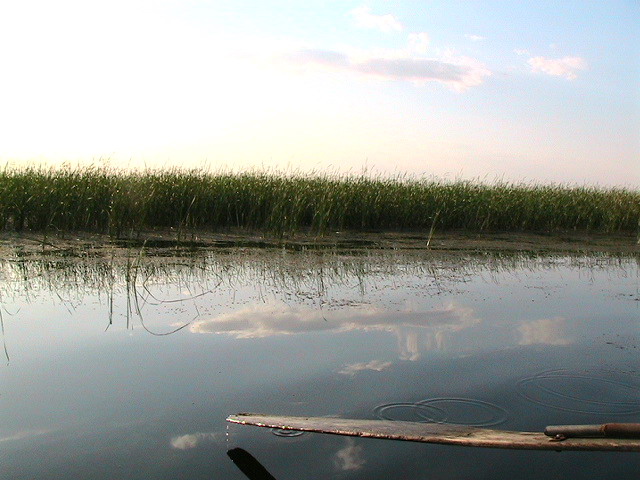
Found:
[0,0,638,185]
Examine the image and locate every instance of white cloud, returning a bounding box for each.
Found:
[439,53,492,92]
[189,302,479,339]
[170,432,222,450]
[288,48,491,92]
[338,360,393,376]
[334,439,366,471]
[527,56,587,80]
[408,32,430,54]
[0,429,50,443]
[190,302,480,359]
[288,49,350,67]
[393,303,480,359]
[349,6,403,32]
[465,34,485,42]
[514,49,530,56]
[518,317,572,346]
[356,57,465,80]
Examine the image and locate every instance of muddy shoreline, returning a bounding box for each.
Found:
[1,230,638,258]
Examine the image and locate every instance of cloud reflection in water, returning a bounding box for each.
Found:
[190,303,480,359]
[0,429,50,444]
[333,438,366,471]
[518,317,572,346]
[170,432,223,450]
[338,360,393,376]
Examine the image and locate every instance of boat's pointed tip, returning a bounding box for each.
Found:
[226,412,260,423]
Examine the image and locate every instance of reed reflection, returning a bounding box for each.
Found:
[4,246,634,302]
[0,246,634,362]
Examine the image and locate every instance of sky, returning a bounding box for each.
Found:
[0,0,638,186]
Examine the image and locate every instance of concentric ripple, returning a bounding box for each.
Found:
[517,369,640,415]
[373,402,447,423]
[416,398,508,427]
[374,398,508,427]
[271,428,305,437]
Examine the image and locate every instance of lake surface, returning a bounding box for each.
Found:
[0,244,638,479]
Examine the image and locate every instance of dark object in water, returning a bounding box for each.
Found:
[227,413,640,452]
[544,423,640,439]
[227,448,278,480]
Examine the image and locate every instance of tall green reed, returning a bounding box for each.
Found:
[0,166,638,235]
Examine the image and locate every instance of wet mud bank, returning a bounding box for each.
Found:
[1,230,638,259]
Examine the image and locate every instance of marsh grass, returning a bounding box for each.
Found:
[0,166,638,236]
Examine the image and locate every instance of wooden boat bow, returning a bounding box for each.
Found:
[227,413,640,452]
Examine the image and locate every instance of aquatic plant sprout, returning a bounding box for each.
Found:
[0,166,638,235]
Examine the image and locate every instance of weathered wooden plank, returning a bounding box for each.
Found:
[227,414,640,452]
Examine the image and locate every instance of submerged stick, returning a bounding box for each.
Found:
[227,414,640,452]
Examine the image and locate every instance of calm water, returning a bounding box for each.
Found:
[0,247,638,479]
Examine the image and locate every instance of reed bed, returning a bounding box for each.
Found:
[0,166,638,235]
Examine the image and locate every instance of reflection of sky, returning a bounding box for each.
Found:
[518,317,571,346]
[190,301,481,360]
[188,302,579,359]
[194,303,477,332]
[170,432,223,450]
[338,360,393,376]
[1,253,639,478]
[0,429,50,443]
[333,438,365,471]
[1,254,637,363]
